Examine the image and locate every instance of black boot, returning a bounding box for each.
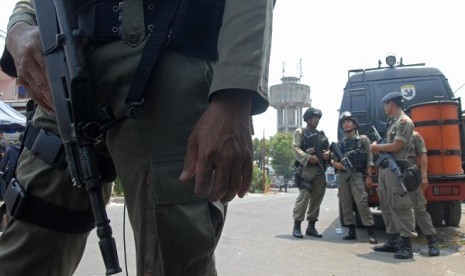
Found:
[427,235,440,256]
[306,220,323,238]
[373,233,399,252]
[343,224,356,240]
[394,237,413,259]
[292,220,303,238]
[367,226,378,244]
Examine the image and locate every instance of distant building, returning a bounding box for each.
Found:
[0,72,28,114]
[269,76,311,133]
[1,33,29,114]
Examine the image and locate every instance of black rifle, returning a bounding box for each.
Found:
[329,142,355,181]
[34,0,121,274]
[308,131,329,171]
[369,126,407,195]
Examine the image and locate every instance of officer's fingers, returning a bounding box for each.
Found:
[209,162,230,202]
[179,136,199,182]
[219,163,243,203]
[238,159,253,198]
[195,162,213,197]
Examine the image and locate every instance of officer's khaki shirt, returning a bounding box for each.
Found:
[386,111,414,161]
[7,0,273,115]
[407,131,427,167]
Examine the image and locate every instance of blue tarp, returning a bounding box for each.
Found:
[0,101,26,132]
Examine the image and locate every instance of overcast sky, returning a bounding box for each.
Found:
[2,0,465,141]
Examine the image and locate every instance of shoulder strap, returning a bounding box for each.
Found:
[125,0,181,108]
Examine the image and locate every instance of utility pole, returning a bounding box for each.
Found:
[261,130,266,193]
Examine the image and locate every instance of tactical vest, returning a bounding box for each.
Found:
[300,128,319,152]
[79,0,225,60]
[168,0,225,60]
[340,136,367,169]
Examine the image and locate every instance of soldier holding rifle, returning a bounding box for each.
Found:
[331,112,377,244]
[292,107,330,239]
[370,92,416,259]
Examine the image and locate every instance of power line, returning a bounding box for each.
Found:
[453,82,465,94]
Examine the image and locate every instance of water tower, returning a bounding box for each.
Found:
[269,61,311,133]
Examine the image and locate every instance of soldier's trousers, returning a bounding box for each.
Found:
[293,173,326,222]
[337,172,374,226]
[409,186,436,235]
[378,167,417,238]
[0,42,225,276]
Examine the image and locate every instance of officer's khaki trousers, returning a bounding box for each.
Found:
[378,167,417,238]
[293,168,326,222]
[337,172,374,226]
[409,187,436,235]
[0,41,224,276]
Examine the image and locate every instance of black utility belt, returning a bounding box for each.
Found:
[78,1,157,42]
[380,160,407,172]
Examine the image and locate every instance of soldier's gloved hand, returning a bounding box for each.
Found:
[180,90,253,204]
[7,23,54,113]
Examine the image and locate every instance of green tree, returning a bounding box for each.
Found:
[267,132,294,182]
[248,164,270,193]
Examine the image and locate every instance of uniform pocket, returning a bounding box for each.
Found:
[151,155,207,205]
[392,187,412,210]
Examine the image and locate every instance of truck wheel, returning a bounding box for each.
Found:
[444,201,462,226]
[427,202,444,226]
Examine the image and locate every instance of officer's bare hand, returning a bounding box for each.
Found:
[370,142,379,154]
[365,176,373,188]
[6,23,54,112]
[308,155,319,164]
[333,161,345,171]
[421,177,429,190]
[322,150,330,160]
[180,90,253,203]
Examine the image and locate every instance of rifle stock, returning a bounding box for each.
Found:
[34,0,122,274]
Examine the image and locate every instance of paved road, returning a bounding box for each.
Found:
[76,188,465,276]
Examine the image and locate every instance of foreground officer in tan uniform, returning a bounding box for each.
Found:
[0,0,273,275]
[332,112,377,244]
[407,131,440,256]
[292,108,330,238]
[370,92,416,259]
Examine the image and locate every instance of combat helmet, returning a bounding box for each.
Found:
[303,108,322,121]
[339,111,358,128]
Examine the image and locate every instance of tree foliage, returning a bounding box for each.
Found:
[267,132,294,181]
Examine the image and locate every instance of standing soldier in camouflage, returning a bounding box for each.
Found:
[292,107,330,238]
[332,112,377,244]
[370,92,417,259]
[407,130,440,256]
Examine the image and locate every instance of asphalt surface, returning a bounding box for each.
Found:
[75,188,465,276]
